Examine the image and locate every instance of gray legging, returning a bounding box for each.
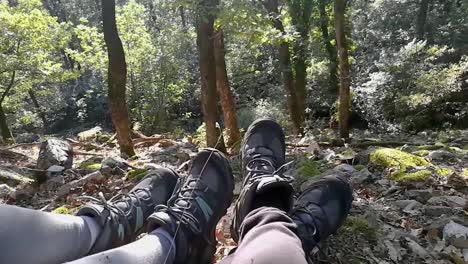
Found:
[0,204,307,264]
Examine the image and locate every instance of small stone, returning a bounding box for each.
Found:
[46,165,65,178]
[394,200,423,210]
[406,189,434,203]
[57,171,104,198]
[425,206,452,216]
[350,168,375,185]
[317,149,335,161]
[427,196,467,208]
[45,176,65,191]
[333,164,357,175]
[0,184,14,197]
[443,221,468,249]
[428,150,456,162]
[405,237,429,259]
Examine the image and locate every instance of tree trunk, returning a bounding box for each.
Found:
[334,0,351,139]
[0,104,13,141]
[293,44,307,127]
[196,0,226,152]
[319,0,339,95]
[262,0,303,135]
[179,6,187,33]
[416,0,429,40]
[28,89,48,132]
[101,0,135,156]
[213,29,241,147]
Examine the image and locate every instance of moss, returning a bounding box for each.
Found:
[462,169,468,177]
[370,148,450,182]
[126,169,149,181]
[340,150,357,157]
[413,150,429,157]
[416,142,446,151]
[297,160,321,179]
[52,207,70,214]
[79,161,101,171]
[341,217,377,241]
[354,164,366,171]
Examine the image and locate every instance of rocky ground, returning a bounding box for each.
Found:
[1,127,468,263]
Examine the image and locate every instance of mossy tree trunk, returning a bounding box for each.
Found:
[319,0,339,96]
[334,0,351,138]
[102,0,135,156]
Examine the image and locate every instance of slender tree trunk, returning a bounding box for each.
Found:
[293,43,307,127]
[416,0,429,40]
[0,71,16,141]
[196,0,226,152]
[179,6,187,33]
[262,0,303,135]
[319,0,339,95]
[102,0,135,156]
[213,29,241,147]
[0,105,13,141]
[28,89,48,132]
[334,0,351,138]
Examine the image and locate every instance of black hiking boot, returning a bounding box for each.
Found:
[231,118,294,242]
[291,174,353,254]
[76,167,179,254]
[147,148,234,264]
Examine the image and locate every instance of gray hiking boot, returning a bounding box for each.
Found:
[147,148,234,264]
[231,118,294,242]
[77,167,179,254]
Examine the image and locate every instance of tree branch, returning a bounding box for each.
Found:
[0,71,16,104]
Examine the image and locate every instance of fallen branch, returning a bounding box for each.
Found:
[133,136,165,147]
[67,138,104,151]
[0,142,39,150]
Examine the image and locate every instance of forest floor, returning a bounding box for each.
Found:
[1,127,468,263]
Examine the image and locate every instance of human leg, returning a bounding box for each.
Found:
[0,167,178,264]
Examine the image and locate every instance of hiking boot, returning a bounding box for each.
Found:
[231,118,294,242]
[147,148,234,264]
[77,167,179,253]
[291,174,353,254]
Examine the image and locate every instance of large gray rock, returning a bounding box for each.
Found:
[427,196,467,208]
[443,221,468,249]
[37,139,73,170]
[0,184,14,197]
[406,189,436,203]
[333,164,357,175]
[424,205,452,216]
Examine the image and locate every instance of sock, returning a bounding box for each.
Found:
[66,228,176,264]
[80,216,101,253]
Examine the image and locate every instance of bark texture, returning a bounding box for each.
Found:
[262,0,303,135]
[196,0,225,151]
[0,71,16,141]
[319,0,339,95]
[416,0,430,40]
[213,29,241,147]
[334,0,351,138]
[102,0,135,156]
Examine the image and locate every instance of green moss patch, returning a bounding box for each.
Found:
[416,143,446,151]
[462,169,468,177]
[413,150,429,157]
[370,148,449,181]
[126,169,149,181]
[297,160,321,179]
[79,161,101,171]
[340,217,378,242]
[52,207,70,214]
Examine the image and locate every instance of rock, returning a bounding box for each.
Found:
[0,184,14,197]
[316,149,335,161]
[406,189,435,203]
[427,196,467,208]
[425,205,452,216]
[37,139,73,170]
[428,150,456,162]
[443,221,468,249]
[448,173,468,190]
[77,126,103,141]
[57,171,104,198]
[46,165,65,177]
[0,166,33,185]
[394,200,423,211]
[356,147,376,165]
[405,237,429,259]
[333,164,357,175]
[175,151,191,163]
[350,168,376,185]
[10,187,34,202]
[45,176,65,191]
[15,133,40,143]
[101,156,128,175]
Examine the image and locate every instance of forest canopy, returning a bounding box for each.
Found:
[0,0,467,150]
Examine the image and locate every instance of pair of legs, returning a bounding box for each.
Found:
[0,119,353,264]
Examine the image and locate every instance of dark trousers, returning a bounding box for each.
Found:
[219,207,308,264]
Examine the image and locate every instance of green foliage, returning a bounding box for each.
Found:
[297,159,321,179]
[353,164,366,171]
